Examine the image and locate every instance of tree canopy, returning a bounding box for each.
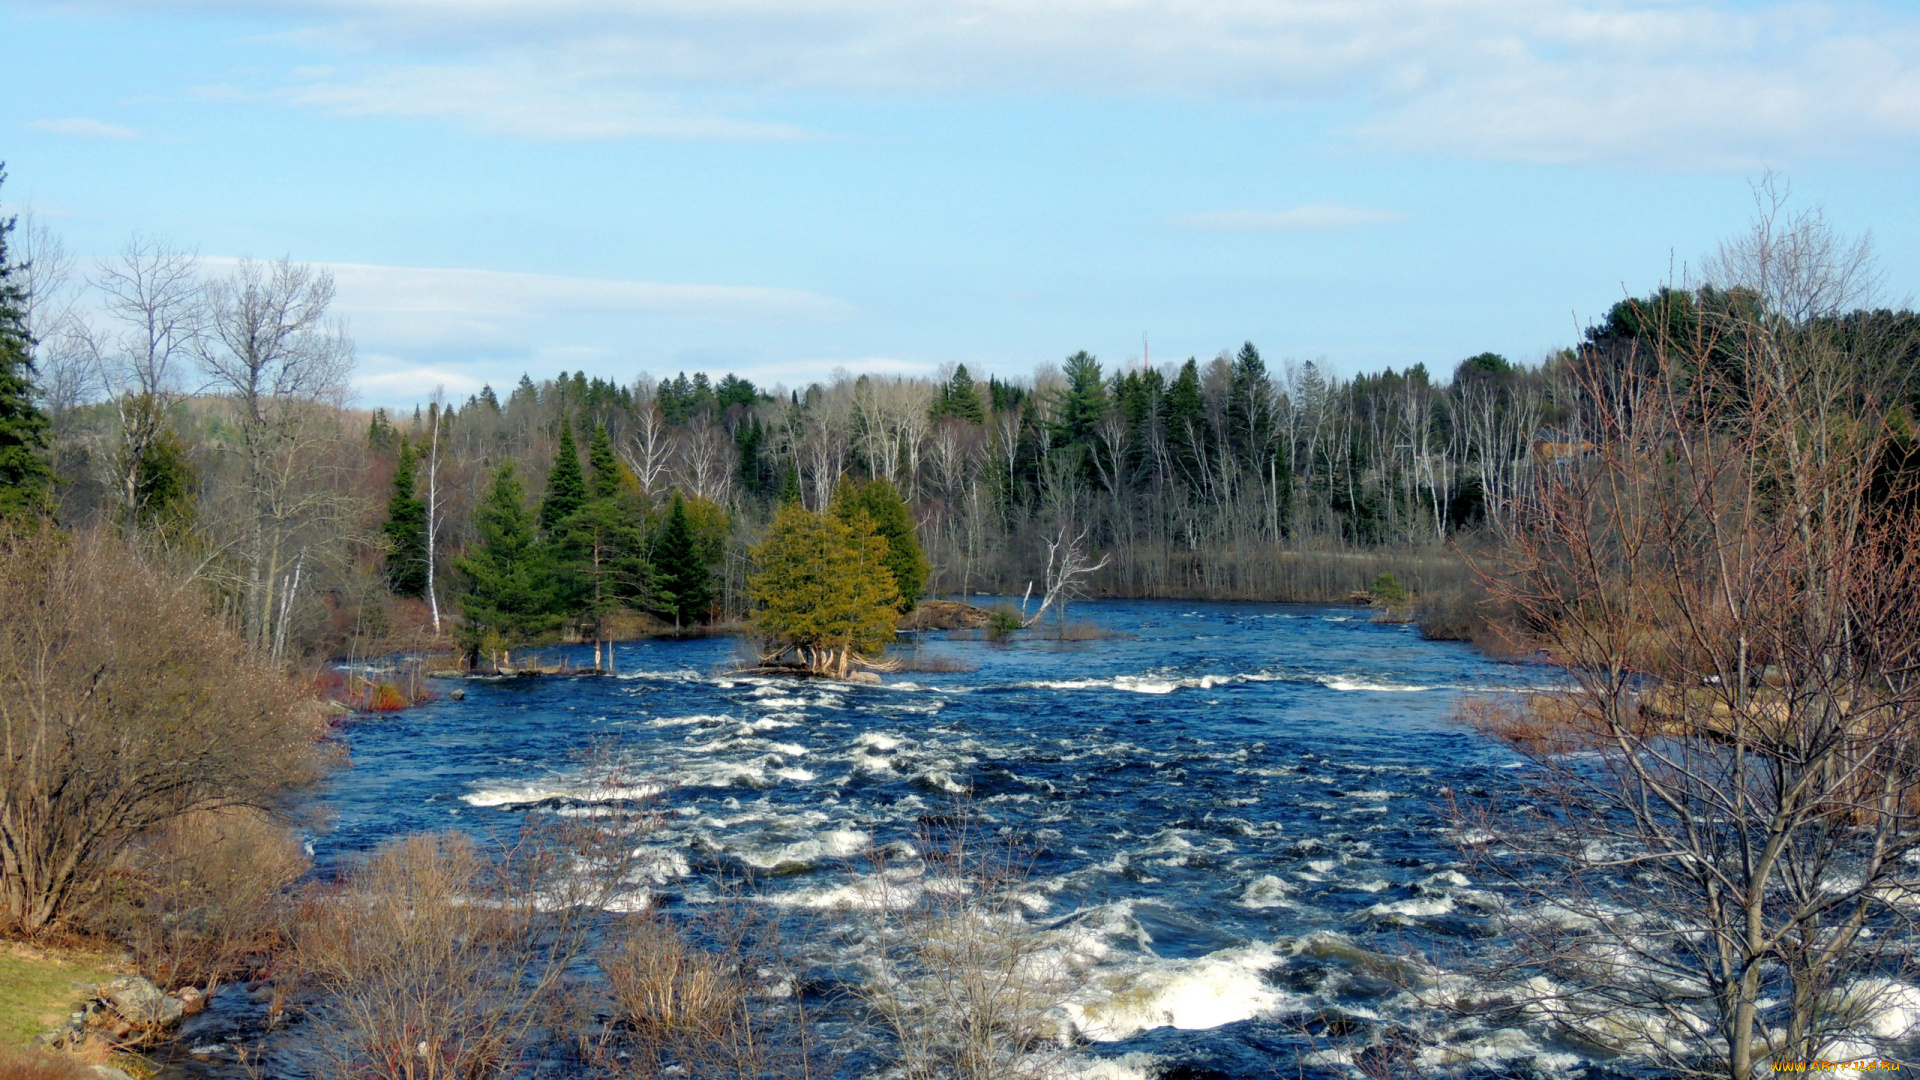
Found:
[749,504,899,677]
[0,166,51,521]
[831,477,928,611]
[455,462,560,658]
[383,438,429,597]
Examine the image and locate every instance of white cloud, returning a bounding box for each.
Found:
[311,261,853,349]
[37,0,1920,165]
[353,361,487,401]
[27,117,141,140]
[1172,205,1407,231]
[284,65,809,141]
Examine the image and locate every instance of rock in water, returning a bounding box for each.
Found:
[102,975,185,1025]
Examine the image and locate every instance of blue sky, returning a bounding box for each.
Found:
[5,0,1919,408]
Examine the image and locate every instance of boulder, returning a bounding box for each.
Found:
[174,985,206,1014]
[102,974,185,1025]
[91,1067,138,1080]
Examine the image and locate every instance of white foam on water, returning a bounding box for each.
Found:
[731,829,872,873]
[1362,895,1457,922]
[646,713,733,728]
[1061,943,1297,1041]
[1237,875,1295,909]
[460,780,663,807]
[1317,676,1435,692]
[1057,1052,1160,1080]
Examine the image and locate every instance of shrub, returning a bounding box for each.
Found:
[0,1048,92,1080]
[0,526,327,934]
[98,807,309,990]
[295,826,626,1080]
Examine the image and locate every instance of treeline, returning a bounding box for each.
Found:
[9,169,1920,663]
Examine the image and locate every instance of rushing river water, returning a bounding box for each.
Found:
[167,599,1611,1079]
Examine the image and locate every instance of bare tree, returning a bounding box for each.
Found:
[200,256,355,656]
[425,388,447,634]
[0,526,323,933]
[1021,525,1108,628]
[91,235,205,524]
[622,404,672,497]
[1460,206,1920,1078]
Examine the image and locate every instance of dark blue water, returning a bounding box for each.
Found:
[274,600,1578,1078]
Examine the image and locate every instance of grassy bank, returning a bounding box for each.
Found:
[0,943,121,1047]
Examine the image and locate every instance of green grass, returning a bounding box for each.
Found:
[0,945,118,1047]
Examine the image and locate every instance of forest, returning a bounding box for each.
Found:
[6,194,1722,662]
[10,168,1920,1080]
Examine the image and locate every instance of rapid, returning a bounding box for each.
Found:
[172,600,1615,1078]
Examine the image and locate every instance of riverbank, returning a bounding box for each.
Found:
[0,942,121,1048]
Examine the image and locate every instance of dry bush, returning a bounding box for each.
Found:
[295,824,630,1080]
[607,917,743,1036]
[0,525,327,935]
[592,905,827,1080]
[851,816,1071,1080]
[1452,694,1608,757]
[98,806,309,990]
[0,1048,93,1080]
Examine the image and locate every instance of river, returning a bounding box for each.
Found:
[166,599,1604,1078]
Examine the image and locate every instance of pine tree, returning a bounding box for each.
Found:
[541,417,587,531]
[0,166,52,521]
[1054,350,1107,447]
[749,503,900,677]
[831,477,928,611]
[456,463,560,658]
[382,439,429,597]
[653,492,713,627]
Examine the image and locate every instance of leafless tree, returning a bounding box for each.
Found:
[200,256,355,657]
[90,235,206,524]
[1022,526,1108,628]
[852,815,1073,1080]
[622,404,673,497]
[1457,206,1920,1078]
[0,526,324,934]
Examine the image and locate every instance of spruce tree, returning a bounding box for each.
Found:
[831,477,928,611]
[382,439,429,597]
[653,492,713,627]
[541,416,587,531]
[0,166,52,521]
[586,422,623,501]
[573,422,650,617]
[456,463,559,656]
[934,363,985,423]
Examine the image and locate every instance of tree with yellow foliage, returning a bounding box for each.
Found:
[748,503,899,678]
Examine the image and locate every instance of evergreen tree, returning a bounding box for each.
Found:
[749,504,900,677]
[541,417,587,531]
[932,364,985,422]
[0,166,52,521]
[586,422,623,501]
[1165,358,1207,477]
[1226,341,1274,470]
[132,425,197,539]
[778,462,802,506]
[572,422,650,618]
[653,492,713,626]
[456,463,560,658]
[382,439,429,597]
[831,477,928,611]
[1054,350,1107,447]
